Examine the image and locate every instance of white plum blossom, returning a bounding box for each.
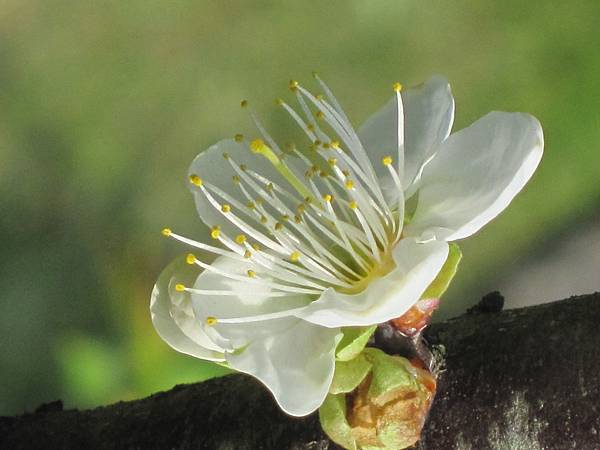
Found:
[151,75,543,416]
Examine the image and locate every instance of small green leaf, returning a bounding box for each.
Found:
[330,353,373,394]
[421,242,462,299]
[336,325,377,362]
[319,393,357,450]
[363,348,417,406]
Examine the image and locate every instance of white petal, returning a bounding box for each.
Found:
[294,238,449,327]
[358,75,454,203]
[150,256,226,361]
[188,138,292,235]
[402,75,454,192]
[357,93,404,205]
[190,256,311,347]
[405,112,544,241]
[226,318,342,416]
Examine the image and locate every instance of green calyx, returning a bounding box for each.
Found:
[422,242,462,299]
[336,325,377,362]
[320,348,436,450]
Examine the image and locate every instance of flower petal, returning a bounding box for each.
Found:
[405,112,543,241]
[294,238,449,327]
[402,75,454,193]
[189,255,312,347]
[150,256,226,361]
[226,317,342,416]
[188,138,294,235]
[357,92,404,205]
[358,75,454,202]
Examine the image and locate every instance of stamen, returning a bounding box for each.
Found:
[349,203,382,262]
[385,162,406,242]
[189,174,203,187]
[166,230,248,262]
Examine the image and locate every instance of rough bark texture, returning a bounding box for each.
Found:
[2,293,599,450]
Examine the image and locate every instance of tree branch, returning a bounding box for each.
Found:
[2,293,599,449]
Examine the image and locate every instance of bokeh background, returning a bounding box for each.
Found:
[1,0,599,416]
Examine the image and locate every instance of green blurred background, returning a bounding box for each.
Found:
[1,0,599,415]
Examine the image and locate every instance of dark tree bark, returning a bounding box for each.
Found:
[2,293,599,450]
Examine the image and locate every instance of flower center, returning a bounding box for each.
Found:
[162,77,408,325]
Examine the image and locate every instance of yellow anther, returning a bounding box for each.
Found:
[281,214,290,221]
[210,226,221,240]
[161,228,172,237]
[307,123,315,131]
[206,316,218,326]
[221,204,231,213]
[232,175,240,184]
[275,98,284,106]
[274,222,283,231]
[175,284,186,292]
[240,99,248,108]
[304,196,313,204]
[223,152,230,160]
[289,79,299,91]
[285,142,296,151]
[342,169,350,177]
[255,198,263,206]
[393,82,403,93]
[234,134,244,142]
[186,254,196,265]
[247,269,256,278]
[315,111,324,120]
[189,174,203,186]
[328,157,337,166]
[323,194,333,203]
[260,216,268,224]
[244,250,252,259]
[246,201,255,209]
[330,140,340,149]
[250,139,266,153]
[235,234,247,245]
[349,201,358,210]
[382,155,393,166]
[240,164,247,171]
[312,71,319,78]
[290,251,301,262]
[323,142,331,149]
[304,169,314,178]
[296,204,306,214]
[345,179,355,190]
[319,170,328,178]
[294,215,302,223]
[316,94,324,101]
[252,243,261,251]
[267,182,274,191]
[314,140,322,147]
